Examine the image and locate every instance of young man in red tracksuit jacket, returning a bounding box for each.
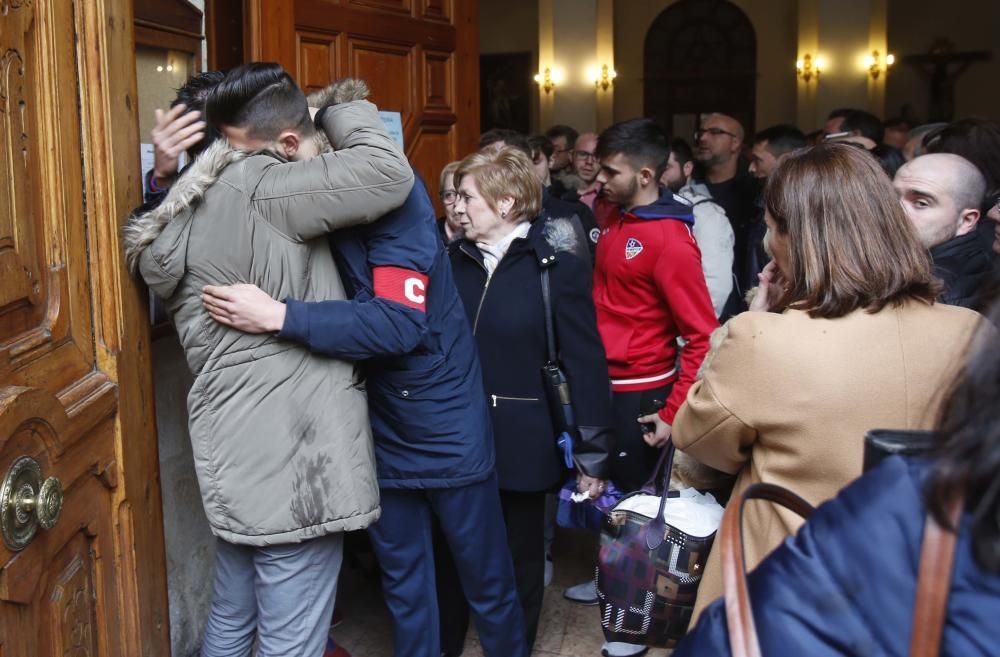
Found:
[592,119,719,494]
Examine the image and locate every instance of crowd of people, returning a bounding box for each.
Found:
[123,62,1000,657]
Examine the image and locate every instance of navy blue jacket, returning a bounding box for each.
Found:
[449,217,613,492]
[673,457,1000,657]
[279,177,495,489]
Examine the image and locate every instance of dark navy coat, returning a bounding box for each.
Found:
[449,217,613,492]
[279,177,495,489]
[673,457,1000,657]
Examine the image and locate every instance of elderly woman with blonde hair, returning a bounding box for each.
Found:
[672,143,986,623]
[438,145,614,650]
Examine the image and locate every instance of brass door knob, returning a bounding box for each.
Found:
[1,457,63,551]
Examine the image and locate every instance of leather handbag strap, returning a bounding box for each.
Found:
[722,483,814,657]
[644,439,678,551]
[910,497,963,657]
[540,268,557,364]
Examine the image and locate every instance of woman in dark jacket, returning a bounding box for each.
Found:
[443,145,614,650]
[672,297,1000,657]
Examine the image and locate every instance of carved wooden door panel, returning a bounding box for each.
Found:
[250,0,480,215]
[0,1,169,655]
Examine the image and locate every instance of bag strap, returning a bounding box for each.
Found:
[722,483,814,657]
[540,268,557,364]
[910,497,963,657]
[644,439,679,550]
[723,485,963,657]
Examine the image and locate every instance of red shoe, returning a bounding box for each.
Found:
[324,638,351,657]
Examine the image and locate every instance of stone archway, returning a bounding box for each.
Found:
[644,0,757,137]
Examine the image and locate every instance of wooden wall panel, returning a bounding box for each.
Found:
[257,0,479,216]
[347,0,413,15]
[1,0,170,653]
[423,50,453,112]
[349,40,415,121]
[298,33,339,95]
[420,0,452,23]
[409,126,458,197]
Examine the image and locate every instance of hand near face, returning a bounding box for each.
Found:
[151,104,206,183]
[201,284,286,333]
[748,260,786,312]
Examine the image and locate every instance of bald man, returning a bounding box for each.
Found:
[694,112,760,307]
[894,153,996,309]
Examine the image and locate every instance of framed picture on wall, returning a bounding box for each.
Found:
[480,52,533,135]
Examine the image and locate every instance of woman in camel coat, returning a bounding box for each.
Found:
[671,143,985,623]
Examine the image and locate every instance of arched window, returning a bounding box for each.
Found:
[644,0,757,137]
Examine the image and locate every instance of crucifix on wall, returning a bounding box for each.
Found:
[902,39,991,122]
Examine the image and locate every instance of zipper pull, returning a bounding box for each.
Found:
[491,394,497,407]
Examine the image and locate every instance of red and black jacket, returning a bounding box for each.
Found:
[592,190,719,424]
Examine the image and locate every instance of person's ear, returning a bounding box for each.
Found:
[277,130,301,159]
[639,166,656,187]
[957,207,981,236]
[683,160,694,180]
[498,195,515,218]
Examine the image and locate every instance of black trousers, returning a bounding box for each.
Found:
[436,489,547,654]
[608,383,674,493]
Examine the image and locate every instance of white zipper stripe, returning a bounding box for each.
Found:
[610,368,677,386]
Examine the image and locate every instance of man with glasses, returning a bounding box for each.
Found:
[568,132,602,211]
[694,113,758,304]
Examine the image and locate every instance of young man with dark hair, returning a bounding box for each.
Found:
[838,109,885,146]
[564,120,718,657]
[593,119,717,487]
[123,63,415,656]
[823,107,854,137]
[198,71,530,657]
[749,124,807,179]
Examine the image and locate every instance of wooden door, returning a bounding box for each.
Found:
[250,0,480,215]
[0,1,170,655]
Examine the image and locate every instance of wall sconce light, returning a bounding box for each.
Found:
[864,50,895,80]
[534,67,564,94]
[588,64,617,91]
[796,54,823,83]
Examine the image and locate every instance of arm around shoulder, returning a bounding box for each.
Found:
[255,99,414,241]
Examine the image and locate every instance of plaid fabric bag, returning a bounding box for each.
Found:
[596,440,718,648]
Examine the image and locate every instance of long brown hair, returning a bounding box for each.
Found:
[764,143,939,318]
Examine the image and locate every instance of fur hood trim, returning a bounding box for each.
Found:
[122,140,248,274]
[542,217,578,254]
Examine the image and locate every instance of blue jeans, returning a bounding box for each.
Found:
[201,532,343,657]
[368,473,529,657]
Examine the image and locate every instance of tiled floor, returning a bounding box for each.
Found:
[330,528,672,657]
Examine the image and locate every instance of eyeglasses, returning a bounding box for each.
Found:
[440,190,457,205]
[574,150,597,162]
[694,127,738,140]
